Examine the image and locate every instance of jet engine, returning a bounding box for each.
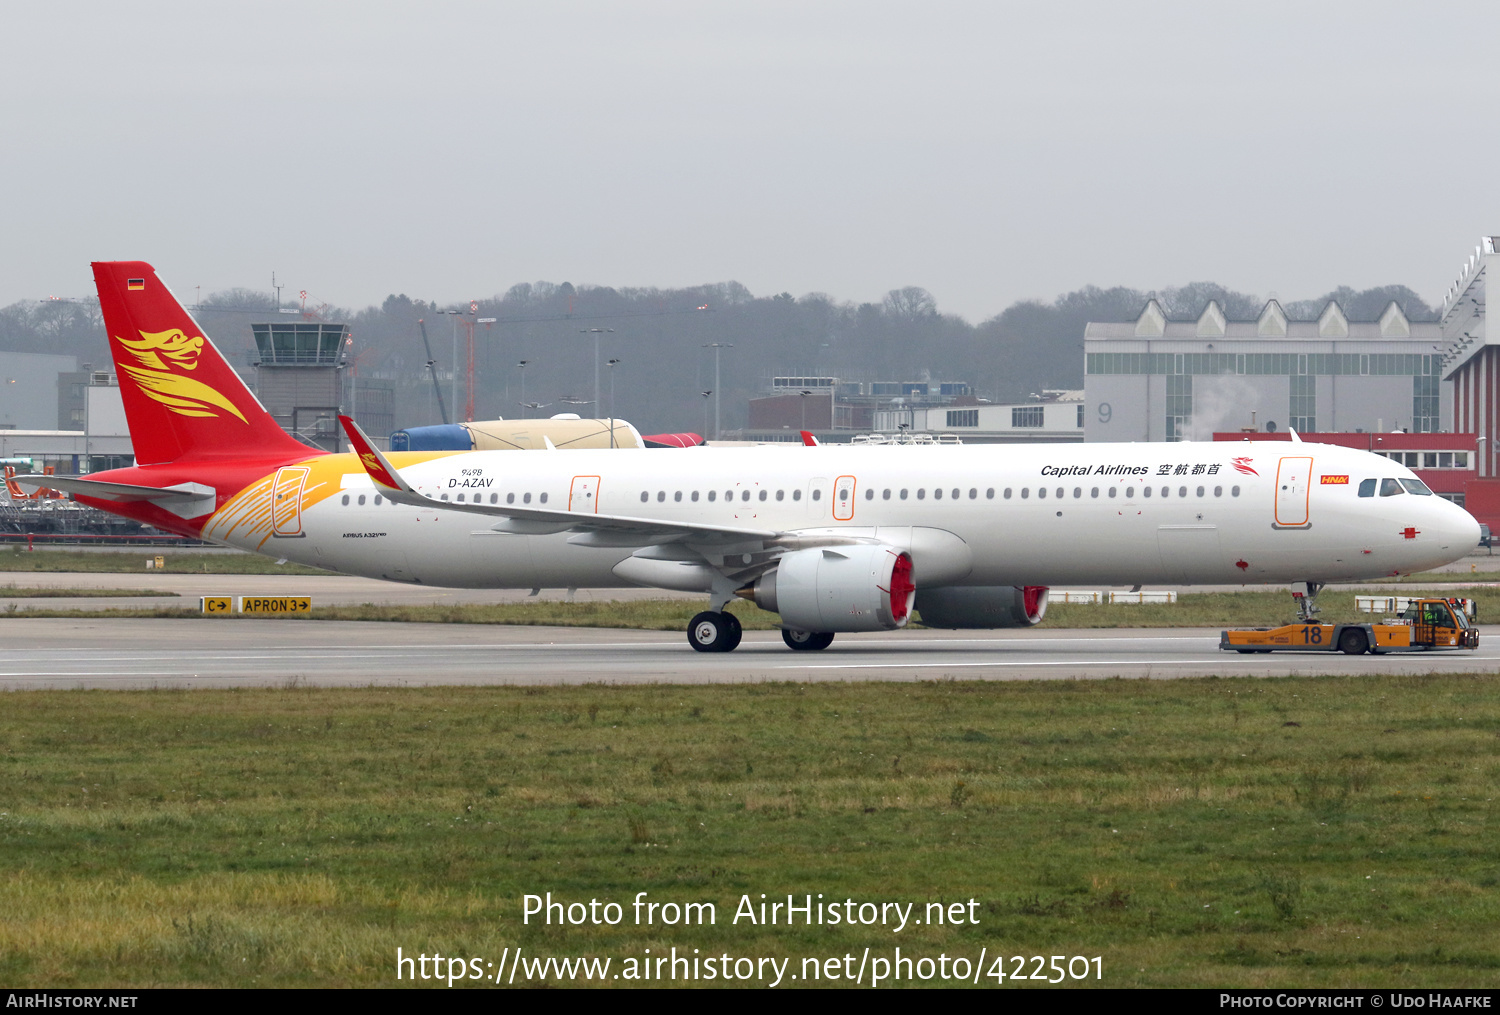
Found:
[914,586,1049,628]
[737,545,915,633]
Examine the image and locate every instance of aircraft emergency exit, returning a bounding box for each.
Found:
[22,261,1482,653]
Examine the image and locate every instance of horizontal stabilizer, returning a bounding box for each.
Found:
[8,474,212,503]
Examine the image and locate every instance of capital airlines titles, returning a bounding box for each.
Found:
[1040,462,1229,478]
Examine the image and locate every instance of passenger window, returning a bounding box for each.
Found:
[1073,488,1081,498]
[864,489,873,500]
[759,490,768,501]
[808,489,818,501]
[375,495,383,505]
[358,494,366,505]
[1380,478,1405,497]
[1108,487,1117,498]
[1090,487,1099,498]
[489,493,497,504]
[1160,486,1169,497]
[725,490,733,501]
[1213,486,1222,497]
[1003,488,1012,499]
[933,488,942,500]
[882,489,891,500]
[507,493,516,504]
[969,488,977,499]
[986,488,994,499]
[523,493,532,504]
[917,489,926,499]
[952,488,960,500]
[674,491,682,502]
[692,491,700,502]
[640,491,648,502]
[456,494,464,503]
[1126,487,1135,498]
[1232,486,1240,497]
[1178,486,1187,498]
[1021,488,1029,499]
[658,491,666,502]
[341,494,350,505]
[777,490,785,501]
[1196,486,1204,497]
[1037,487,1046,499]
[793,490,802,501]
[900,489,908,500]
[708,490,717,502]
[1055,487,1063,499]
[440,494,449,501]
[1144,487,1153,498]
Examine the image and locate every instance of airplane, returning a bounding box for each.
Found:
[17,260,1482,654]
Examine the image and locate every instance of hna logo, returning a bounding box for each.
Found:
[1231,457,1258,476]
[117,329,247,424]
[361,452,381,471]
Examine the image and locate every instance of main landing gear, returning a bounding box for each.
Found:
[688,611,742,652]
[685,612,837,652]
[782,629,835,651]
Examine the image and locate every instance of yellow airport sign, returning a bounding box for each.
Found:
[200,596,233,614]
[239,596,312,615]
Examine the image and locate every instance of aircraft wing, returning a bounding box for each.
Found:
[339,416,778,543]
[7,474,210,503]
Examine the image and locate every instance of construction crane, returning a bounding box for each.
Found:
[417,318,450,426]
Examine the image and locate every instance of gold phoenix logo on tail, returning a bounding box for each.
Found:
[116,329,248,423]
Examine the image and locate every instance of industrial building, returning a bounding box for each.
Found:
[870,390,1084,443]
[739,376,978,442]
[1084,299,1448,442]
[1439,237,1497,525]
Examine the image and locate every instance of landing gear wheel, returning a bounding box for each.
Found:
[782,629,835,651]
[720,611,743,651]
[688,611,741,653]
[1338,628,1370,656]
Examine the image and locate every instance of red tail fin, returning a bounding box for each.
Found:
[92,261,313,465]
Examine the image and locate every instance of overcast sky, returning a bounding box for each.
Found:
[3,1,1496,321]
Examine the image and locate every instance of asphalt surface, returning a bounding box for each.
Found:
[2,618,1497,689]
[1,550,1495,689]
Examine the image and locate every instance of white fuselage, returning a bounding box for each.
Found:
[230,440,1479,590]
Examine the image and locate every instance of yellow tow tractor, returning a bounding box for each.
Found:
[1221,594,1478,656]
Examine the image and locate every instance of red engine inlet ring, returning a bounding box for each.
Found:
[889,553,915,624]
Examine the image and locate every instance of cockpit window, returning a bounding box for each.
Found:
[1399,478,1433,496]
[1358,478,1376,498]
[1379,478,1405,497]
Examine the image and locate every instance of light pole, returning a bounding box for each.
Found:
[517,361,529,417]
[445,309,464,417]
[580,329,613,424]
[701,391,712,442]
[702,342,732,440]
[607,358,622,447]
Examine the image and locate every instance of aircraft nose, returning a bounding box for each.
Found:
[1434,498,1481,555]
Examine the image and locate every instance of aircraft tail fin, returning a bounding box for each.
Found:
[92,261,314,465]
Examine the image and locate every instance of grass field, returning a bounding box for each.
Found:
[2,586,1497,632]
[0,549,332,576]
[1,676,1498,988]
[0,586,178,599]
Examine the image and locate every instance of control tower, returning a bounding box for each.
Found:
[251,322,346,452]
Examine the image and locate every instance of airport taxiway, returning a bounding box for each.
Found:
[2,617,1497,689]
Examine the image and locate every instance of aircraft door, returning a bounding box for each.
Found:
[1274,456,1313,528]
[569,475,600,513]
[807,477,829,519]
[833,475,857,521]
[271,466,310,537]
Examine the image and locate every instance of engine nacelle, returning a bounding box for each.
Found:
[914,586,1049,628]
[739,544,915,632]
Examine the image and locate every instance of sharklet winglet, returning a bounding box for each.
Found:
[339,415,423,503]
